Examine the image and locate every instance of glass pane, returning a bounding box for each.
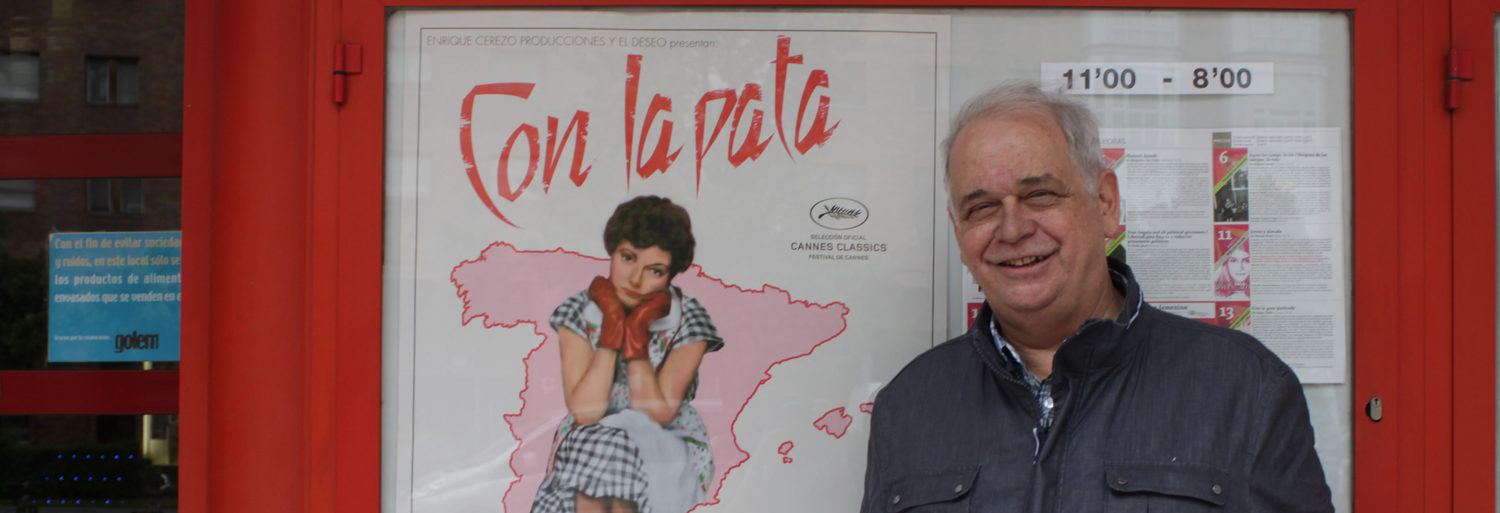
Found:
[949,10,1352,510]
[383,8,1351,513]
[121,179,145,214]
[87,179,113,214]
[0,414,177,512]
[0,52,41,102]
[0,178,182,371]
[0,180,37,211]
[0,0,183,509]
[116,60,139,106]
[85,59,110,105]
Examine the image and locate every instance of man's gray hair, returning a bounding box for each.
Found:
[943,80,1108,193]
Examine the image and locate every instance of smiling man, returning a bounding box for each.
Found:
[860,82,1333,513]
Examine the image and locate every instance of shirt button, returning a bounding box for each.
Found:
[1043,396,1054,409]
[892,495,901,505]
[1212,484,1223,495]
[954,484,964,493]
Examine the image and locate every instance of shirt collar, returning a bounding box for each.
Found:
[990,320,1036,382]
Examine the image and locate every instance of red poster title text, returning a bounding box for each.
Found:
[459,36,839,227]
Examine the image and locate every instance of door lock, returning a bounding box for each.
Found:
[1365,396,1383,422]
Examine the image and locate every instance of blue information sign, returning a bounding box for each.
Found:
[47,231,182,362]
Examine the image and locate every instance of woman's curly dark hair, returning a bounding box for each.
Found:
[603,196,695,278]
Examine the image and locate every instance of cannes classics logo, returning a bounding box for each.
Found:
[810,197,868,230]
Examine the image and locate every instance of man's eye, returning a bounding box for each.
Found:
[965,203,995,220]
[1024,191,1062,204]
[650,268,665,277]
[621,253,634,262]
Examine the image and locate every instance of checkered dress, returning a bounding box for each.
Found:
[531,286,723,513]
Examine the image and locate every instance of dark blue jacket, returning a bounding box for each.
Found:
[861,261,1332,513]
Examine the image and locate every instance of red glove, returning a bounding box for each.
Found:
[587,276,626,352]
[622,291,672,361]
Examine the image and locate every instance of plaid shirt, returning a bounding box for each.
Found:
[537,285,725,512]
[991,321,1056,429]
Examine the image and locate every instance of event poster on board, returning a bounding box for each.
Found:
[383,11,950,513]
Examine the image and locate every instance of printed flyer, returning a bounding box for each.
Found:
[960,127,1348,384]
[383,11,950,513]
[47,231,183,362]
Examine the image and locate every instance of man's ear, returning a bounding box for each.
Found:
[1095,169,1122,235]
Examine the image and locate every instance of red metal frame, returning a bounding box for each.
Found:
[1450,1,1499,512]
[192,1,316,511]
[178,0,215,511]
[0,371,178,414]
[0,133,182,179]
[1351,0,1406,510]
[1402,1,1456,510]
[176,0,1497,511]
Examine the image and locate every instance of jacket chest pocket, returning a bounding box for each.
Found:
[876,466,979,513]
[1105,463,1232,512]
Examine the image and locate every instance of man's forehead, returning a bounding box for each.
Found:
[962,106,1062,140]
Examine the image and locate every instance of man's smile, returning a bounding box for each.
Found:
[989,251,1056,269]
[999,254,1051,267]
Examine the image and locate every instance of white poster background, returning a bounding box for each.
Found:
[384,11,949,513]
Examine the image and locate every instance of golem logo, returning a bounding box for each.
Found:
[810,198,869,230]
[115,331,160,353]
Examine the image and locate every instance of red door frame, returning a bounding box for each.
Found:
[177,0,214,509]
[1450,1,1499,512]
[180,0,1493,511]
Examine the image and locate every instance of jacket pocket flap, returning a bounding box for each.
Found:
[1105,463,1231,506]
[884,466,979,511]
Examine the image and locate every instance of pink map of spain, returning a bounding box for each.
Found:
[451,242,849,512]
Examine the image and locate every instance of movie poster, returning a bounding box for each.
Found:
[383,11,950,513]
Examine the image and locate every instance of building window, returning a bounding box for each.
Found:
[86,56,139,105]
[88,178,145,215]
[0,180,37,211]
[0,51,41,102]
[121,178,144,214]
[87,179,113,212]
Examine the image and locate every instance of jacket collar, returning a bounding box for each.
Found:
[968,257,1148,380]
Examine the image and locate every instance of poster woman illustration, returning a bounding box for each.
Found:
[531,196,724,513]
[1214,229,1251,298]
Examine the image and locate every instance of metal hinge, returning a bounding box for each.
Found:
[1446,48,1474,110]
[333,43,363,105]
